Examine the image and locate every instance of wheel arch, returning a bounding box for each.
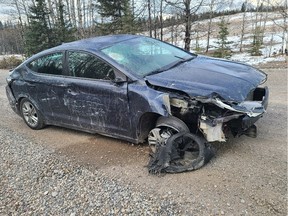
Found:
[19,97,45,130]
[137,113,190,143]
[156,116,190,132]
[18,96,46,121]
[16,96,25,112]
[137,112,161,143]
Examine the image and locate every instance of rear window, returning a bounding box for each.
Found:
[27,52,63,75]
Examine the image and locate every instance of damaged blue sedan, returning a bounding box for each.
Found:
[6,35,269,173]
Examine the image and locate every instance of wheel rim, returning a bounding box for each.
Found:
[148,132,214,174]
[22,101,38,127]
[148,127,178,153]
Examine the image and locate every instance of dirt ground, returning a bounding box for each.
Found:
[0,63,287,215]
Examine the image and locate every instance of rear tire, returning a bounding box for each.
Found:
[20,98,45,130]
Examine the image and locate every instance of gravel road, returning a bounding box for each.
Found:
[0,67,287,215]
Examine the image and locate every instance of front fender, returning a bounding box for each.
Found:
[128,84,171,118]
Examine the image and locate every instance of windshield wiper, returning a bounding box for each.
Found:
[146,56,195,77]
[173,55,194,64]
[164,56,195,71]
[174,55,185,60]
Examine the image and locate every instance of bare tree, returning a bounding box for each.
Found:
[77,0,83,37]
[149,0,168,40]
[70,0,77,28]
[21,0,30,23]
[0,22,24,54]
[153,0,157,38]
[206,0,222,53]
[159,0,164,40]
[46,0,55,25]
[8,0,32,42]
[13,0,24,29]
[264,0,287,54]
[147,0,153,37]
[65,0,72,25]
[250,0,263,56]
[165,0,204,51]
[239,0,248,52]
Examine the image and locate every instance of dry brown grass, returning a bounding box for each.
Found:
[0,56,23,69]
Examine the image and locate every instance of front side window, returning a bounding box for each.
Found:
[68,51,115,81]
[27,52,63,75]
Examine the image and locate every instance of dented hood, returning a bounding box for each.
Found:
[145,55,267,102]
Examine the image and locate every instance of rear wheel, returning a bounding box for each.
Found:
[20,98,45,130]
[148,116,189,153]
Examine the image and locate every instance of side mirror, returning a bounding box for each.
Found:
[113,77,126,84]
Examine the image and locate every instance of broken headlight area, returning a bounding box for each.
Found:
[168,87,268,142]
[148,132,215,174]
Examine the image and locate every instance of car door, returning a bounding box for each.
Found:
[62,51,131,136]
[25,51,72,123]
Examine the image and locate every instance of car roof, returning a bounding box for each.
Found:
[27,34,141,62]
[23,34,143,81]
[49,34,139,53]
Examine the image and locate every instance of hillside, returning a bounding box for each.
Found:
[0,11,286,68]
[144,11,287,67]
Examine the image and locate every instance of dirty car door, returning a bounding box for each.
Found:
[25,52,72,123]
[65,51,131,136]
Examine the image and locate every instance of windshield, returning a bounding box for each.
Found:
[101,37,195,77]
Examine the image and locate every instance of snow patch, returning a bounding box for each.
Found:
[230,53,286,66]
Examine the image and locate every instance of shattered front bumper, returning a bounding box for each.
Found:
[242,86,269,129]
[200,86,269,142]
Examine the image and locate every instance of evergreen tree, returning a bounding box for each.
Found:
[97,0,134,35]
[213,17,232,58]
[250,26,263,56]
[241,2,247,12]
[24,0,54,56]
[258,3,264,12]
[53,0,76,45]
[24,0,76,56]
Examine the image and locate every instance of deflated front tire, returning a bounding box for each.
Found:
[148,132,215,174]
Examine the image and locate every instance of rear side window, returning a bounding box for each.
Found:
[68,51,115,81]
[27,52,63,75]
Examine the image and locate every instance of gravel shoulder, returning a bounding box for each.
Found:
[0,67,287,215]
[0,126,182,215]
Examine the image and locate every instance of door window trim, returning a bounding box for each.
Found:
[26,51,70,77]
[65,50,127,83]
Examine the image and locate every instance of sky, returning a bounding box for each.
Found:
[0,0,286,23]
[0,4,14,22]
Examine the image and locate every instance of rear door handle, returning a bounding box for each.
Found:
[27,83,36,88]
[55,83,68,87]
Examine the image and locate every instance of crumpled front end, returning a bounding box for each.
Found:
[144,55,270,142]
[198,86,269,142]
[167,86,269,142]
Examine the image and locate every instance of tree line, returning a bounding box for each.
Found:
[0,0,287,58]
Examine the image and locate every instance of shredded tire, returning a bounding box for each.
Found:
[148,132,215,174]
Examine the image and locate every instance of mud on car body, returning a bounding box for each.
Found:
[5,35,269,173]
